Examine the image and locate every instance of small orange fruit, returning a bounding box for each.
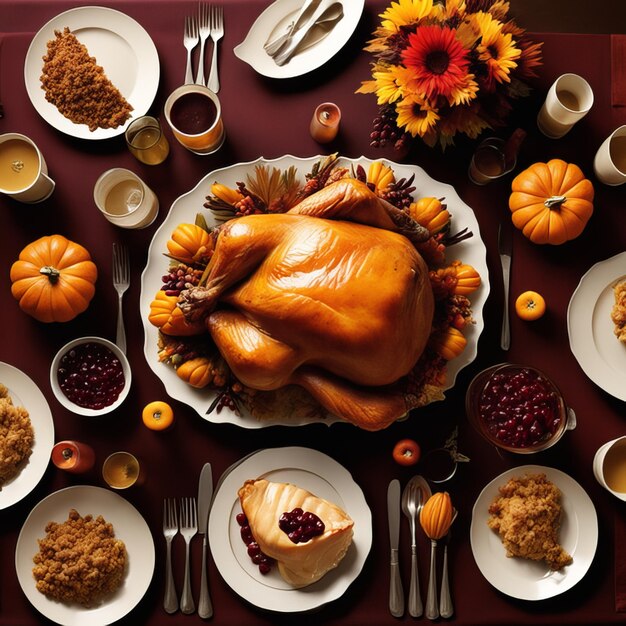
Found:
[142,401,174,431]
[515,290,546,321]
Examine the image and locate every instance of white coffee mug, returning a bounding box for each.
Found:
[594,125,626,185]
[593,435,626,501]
[0,133,55,203]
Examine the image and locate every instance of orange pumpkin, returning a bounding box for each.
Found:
[176,357,215,388]
[431,327,467,361]
[167,223,213,264]
[148,291,205,336]
[420,492,453,540]
[10,235,97,322]
[509,159,594,245]
[409,197,450,234]
[142,401,174,431]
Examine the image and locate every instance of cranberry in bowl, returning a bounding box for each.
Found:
[465,363,575,454]
[50,337,131,416]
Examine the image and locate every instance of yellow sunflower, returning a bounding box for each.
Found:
[472,12,521,88]
[396,93,440,137]
[380,0,437,33]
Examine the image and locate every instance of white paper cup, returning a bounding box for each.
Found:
[593,436,626,501]
[94,168,159,229]
[594,125,626,185]
[537,73,594,138]
[0,133,55,203]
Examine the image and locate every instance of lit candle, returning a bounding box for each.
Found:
[51,441,95,474]
[310,102,341,143]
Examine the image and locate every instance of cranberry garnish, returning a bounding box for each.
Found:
[236,510,274,574]
[57,342,125,409]
[478,368,562,449]
[278,507,325,544]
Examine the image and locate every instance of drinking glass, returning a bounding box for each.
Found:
[94,168,159,229]
[102,451,142,489]
[537,73,593,138]
[51,441,95,474]
[125,116,170,165]
[593,436,626,500]
[164,84,225,155]
[468,137,514,184]
[310,102,341,143]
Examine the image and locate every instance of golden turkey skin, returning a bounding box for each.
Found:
[180,179,435,429]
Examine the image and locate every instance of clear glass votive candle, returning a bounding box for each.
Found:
[310,102,341,143]
[51,440,95,474]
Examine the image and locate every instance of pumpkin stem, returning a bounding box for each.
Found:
[39,266,60,284]
[544,195,567,209]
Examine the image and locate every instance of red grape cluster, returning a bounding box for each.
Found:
[161,264,203,296]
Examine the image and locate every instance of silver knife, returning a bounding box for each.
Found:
[498,222,513,351]
[274,0,336,66]
[388,479,404,617]
[264,0,323,57]
[197,463,214,619]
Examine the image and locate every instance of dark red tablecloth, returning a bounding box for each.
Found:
[2,1,626,625]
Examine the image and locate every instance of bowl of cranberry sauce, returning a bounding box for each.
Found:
[465,363,575,453]
[50,337,131,416]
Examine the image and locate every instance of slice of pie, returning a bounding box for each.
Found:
[611,280,626,343]
[238,478,354,587]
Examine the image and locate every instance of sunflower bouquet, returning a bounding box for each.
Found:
[357,0,542,149]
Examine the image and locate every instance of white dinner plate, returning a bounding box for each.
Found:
[0,362,54,510]
[567,251,626,401]
[470,465,598,600]
[208,446,371,612]
[140,155,489,428]
[24,6,160,139]
[234,0,364,79]
[15,485,155,626]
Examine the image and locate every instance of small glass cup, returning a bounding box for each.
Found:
[310,102,341,143]
[94,168,159,229]
[164,84,225,155]
[593,125,626,185]
[125,115,170,165]
[102,451,142,489]
[421,448,458,483]
[468,137,515,185]
[537,73,594,138]
[51,441,95,474]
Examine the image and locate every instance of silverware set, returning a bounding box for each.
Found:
[162,463,214,617]
[388,477,456,619]
[263,0,344,66]
[183,4,224,91]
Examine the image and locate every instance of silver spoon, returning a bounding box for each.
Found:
[401,475,431,618]
[439,509,458,619]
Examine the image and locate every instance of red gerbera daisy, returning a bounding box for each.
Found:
[401,25,470,100]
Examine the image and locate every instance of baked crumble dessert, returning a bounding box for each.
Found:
[611,280,626,344]
[487,472,572,570]
[0,383,34,488]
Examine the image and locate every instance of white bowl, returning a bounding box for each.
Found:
[50,337,131,416]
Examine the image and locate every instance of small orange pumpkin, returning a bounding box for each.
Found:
[167,223,213,264]
[10,235,97,323]
[148,291,205,336]
[175,356,227,388]
[420,492,453,540]
[452,262,481,295]
[367,161,395,193]
[142,401,174,431]
[431,327,467,361]
[409,197,450,234]
[211,182,244,206]
[509,159,594,245]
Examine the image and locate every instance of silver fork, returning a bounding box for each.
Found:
[196,3,211,85]
[184,14,199,85]
[207,5,223,92]
[112,243,129,355]
[163,499,179,614]
[180,497,198,614]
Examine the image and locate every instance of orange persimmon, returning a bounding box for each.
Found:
[142,401,174,431]
[515,291,546,321]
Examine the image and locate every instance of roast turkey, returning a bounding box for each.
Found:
[180,178,435,430]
